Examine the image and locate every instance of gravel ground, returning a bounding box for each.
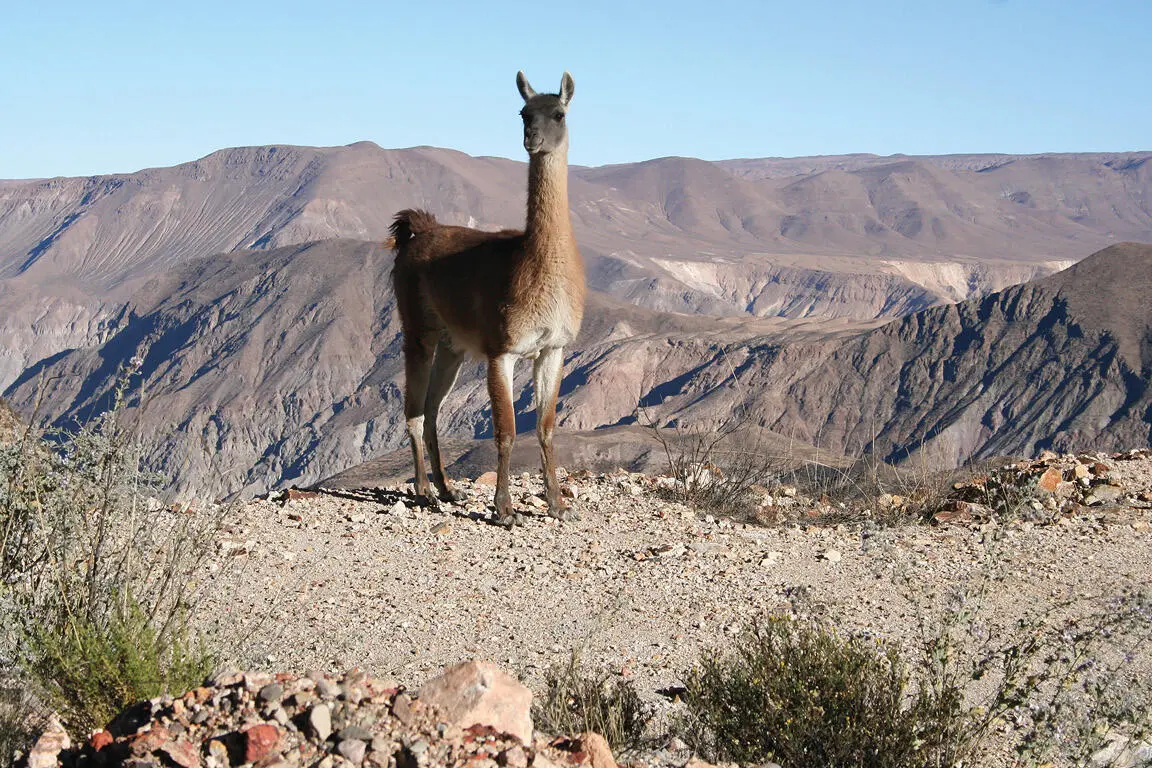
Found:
[197,455,1152,703]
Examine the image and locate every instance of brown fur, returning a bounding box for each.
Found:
[390,89,586,527]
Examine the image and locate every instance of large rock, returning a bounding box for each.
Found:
[25,717,69,768]
[417,660,533,744]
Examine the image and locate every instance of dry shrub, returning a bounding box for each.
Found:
[0,373,225,736]
[0,682,48,766]
[533,651,653,753]
[679,582,1152,768]
[680,616,961,768]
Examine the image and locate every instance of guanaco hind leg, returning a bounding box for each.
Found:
[424,340,466,502]
[403,337,437,504]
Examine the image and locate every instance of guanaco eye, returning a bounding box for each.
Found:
[553,111,565,121]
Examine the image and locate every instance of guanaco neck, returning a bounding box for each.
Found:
[525,143,575,255]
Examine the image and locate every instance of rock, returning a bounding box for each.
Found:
[389,501,408,516]
[579,732,618,768]
[1132,519,1151,533]
[159,739,201,768]
[431,520,452,535]
[27,717,70,768]
[206,739,229,767]
[338,725,373,742]
[820,549,842,564]
[131,726,172,756]
[212,671,244,687]
[258,683,284,704]
[1091,485,1124,503]
[684,759,723,768]
[337,738,367,765]
[89,730,114,752]
[308,703,332,740]
[1090,735,1152,767]
[1037,467,1063,493]
[416,660,533,744]
[317,678,341,699]
[499,744,529,768]
[932,508,971,526]
[391,693,416,726]
[759,551,782,567]
[243,724,280,764]
[475,471,498,486]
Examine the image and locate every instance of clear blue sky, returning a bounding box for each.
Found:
[1,0,1149,179]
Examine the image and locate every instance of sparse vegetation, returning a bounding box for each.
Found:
[677,580,1152,767]
[908,567,1152,767]
[0,374,224,738]
[533,651,653,753]
[0,681,48,767]
[679,615,963,768]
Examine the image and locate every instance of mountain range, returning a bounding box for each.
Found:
[2,145,1150,496]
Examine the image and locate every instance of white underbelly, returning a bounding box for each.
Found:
[508,323,576,358]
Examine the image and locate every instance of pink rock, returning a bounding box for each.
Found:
[159,739,201,768]
[244,723,281,763]
[27,718,70,768]
[417,661,532,744]
[1037,467,1063,493]
[474,471,499,486]
[578,732,618,768]
[88,730,113,752]
[130,725,171,756]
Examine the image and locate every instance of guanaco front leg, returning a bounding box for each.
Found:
[486,354,522,527]
[533,347,575,520]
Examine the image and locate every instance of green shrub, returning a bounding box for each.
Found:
[0,373,225,735]
[533,651,653,753]
[24,594,214,735]
[680,616,964,768]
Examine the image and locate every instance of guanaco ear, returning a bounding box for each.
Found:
[559,71,575,106]
[516,71,536,102]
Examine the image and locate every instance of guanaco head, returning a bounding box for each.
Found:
[516,71,574,156]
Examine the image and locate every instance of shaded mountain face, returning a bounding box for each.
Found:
[5,239,837,497]
[645,243,1152,468]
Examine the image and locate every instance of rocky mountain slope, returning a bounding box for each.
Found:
[645,242,1152,468]
[3,146,1148,391]
[5,240,1150,499]
[5,237,825,497]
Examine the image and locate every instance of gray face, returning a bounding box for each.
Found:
[516,71,574,156]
